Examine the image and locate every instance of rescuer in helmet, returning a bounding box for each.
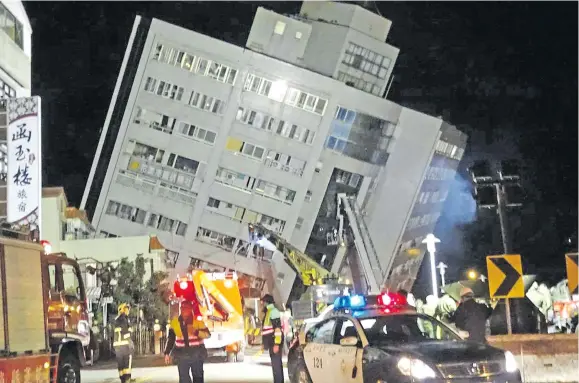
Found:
[164,300,211,383]
[261,294,284,383]
[113,303,134,383]
[452,287,493,343]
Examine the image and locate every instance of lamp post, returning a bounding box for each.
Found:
[436,262,448,288]
[422,234,441,298]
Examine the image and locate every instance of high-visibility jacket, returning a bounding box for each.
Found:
[113,314,133,347]
[262,304,283,348]
[165,315,210,353]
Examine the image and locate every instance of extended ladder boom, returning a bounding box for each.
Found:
[249,224,331,286]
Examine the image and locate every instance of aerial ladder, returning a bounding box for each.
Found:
[334,193,384,294]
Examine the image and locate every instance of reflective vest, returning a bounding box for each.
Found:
[262,309,274,336]
[170,316,208,348]
[113,314,132,347]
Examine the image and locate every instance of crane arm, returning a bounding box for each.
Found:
[250,224,330,285]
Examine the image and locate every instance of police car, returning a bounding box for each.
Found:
[288,292,522,383]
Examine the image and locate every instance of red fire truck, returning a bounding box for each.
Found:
[0,237,91,383]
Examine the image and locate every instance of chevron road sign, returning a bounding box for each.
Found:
[486,254,525,299]
[565,253,579,295]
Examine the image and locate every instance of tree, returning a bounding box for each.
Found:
[111,255,170,325]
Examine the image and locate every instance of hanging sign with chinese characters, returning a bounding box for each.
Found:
[6,96,42,231]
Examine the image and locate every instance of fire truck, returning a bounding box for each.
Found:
[0,237,92,383]
[170,270,245,362]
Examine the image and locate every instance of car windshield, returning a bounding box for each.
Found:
[358,314,461,345]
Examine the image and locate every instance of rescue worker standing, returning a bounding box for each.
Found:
[113,303,134,383]
[261,294,284,383]
[452,287,493,343]
[164,300,211,383]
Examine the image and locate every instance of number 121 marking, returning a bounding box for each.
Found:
[313,357,323,368]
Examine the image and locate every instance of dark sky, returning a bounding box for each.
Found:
[24,1,577,292]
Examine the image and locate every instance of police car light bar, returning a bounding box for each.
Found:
[333,293,408,312]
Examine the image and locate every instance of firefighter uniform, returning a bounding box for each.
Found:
[261,295,284,383]
[165,314,211,383]
[113,303,134,383]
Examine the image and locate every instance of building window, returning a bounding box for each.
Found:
[207,197,220,209]
[244,74,273,97]
[127,140,165,163]
[335,170,361,188]
[0,4,24,49]
[134,107,176,134]
[265,150,306,177]
[153,43,238,85]
[188,91,226,114]
[274,21,286,35]
[343,42,391,80]
[166,154,200,175]
[224,137,265,160]
[0,78,17,101]
[305,190,312,202]
[295,31,303,39]
[295,217,304,230]
[254,180,296,204]
[285,88,327,115]
[177,122,217,144]
[235,107,316,145]
[196,227,237,252]
[105,201,147,224]
[143,77,184,101]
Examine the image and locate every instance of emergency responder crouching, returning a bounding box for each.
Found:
[113,303,134,383]
[261,294,284,383]
[164,300,211,383]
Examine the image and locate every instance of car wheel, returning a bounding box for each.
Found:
[57,351,81,383]
[292,361,312,383]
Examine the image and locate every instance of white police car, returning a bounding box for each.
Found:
[288,292,522,383]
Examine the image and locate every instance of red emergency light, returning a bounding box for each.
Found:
[377,292,407,310]
[173,279,197,301]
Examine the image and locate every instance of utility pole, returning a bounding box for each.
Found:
[470,159,523,335]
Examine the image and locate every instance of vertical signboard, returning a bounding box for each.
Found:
[6,97,42,239]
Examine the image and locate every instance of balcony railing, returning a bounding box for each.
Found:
[134,118,174,135]
[264,158,304,177]
[116,169,197,206]
[127,156,197,190]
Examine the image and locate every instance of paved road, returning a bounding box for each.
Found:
[83,348,290,383]
[82,362,290,383]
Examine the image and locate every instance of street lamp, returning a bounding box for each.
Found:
[422,234,441,298]
[436,262,448,287]
[467,269,478,280]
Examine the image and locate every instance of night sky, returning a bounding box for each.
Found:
[23,1,577,293]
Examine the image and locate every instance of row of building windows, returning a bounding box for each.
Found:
[425,166,456,181]
[337,71,382,96]
[406,212,441,231]
[144,77,184,101]
[417,190,449,205]
[206,197,286,234]
[224,137,306,177]
[144,76,227,116]
[343,42,391,79]
[128,140,201,176]
[134,106,217,145]
[105,200,189,236]
[335,169,362,189]
[244,73,329,116]
[435,140,464,161]
[235,106,316,145]
[153,43,238,85]
[214,167,297,204]
[0,4,24,49]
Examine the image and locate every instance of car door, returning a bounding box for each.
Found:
[334,317,365,383]
[303,318,339,382]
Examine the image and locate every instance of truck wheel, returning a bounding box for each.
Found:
[58,351,81,383]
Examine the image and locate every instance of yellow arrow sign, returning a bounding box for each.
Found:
[565,253,578,295]
[486,254,524,299]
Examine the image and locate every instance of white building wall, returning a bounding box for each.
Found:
[0,0,32,95]
[81,8,466,295]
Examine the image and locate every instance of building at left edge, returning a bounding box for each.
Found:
[0,0,32,221]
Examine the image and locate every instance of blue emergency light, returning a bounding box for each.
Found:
[333,294,367,310]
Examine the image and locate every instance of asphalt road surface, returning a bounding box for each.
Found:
[83,348,289,383]
[82,363,290,383]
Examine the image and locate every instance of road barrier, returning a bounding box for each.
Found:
[488,333,578,382]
